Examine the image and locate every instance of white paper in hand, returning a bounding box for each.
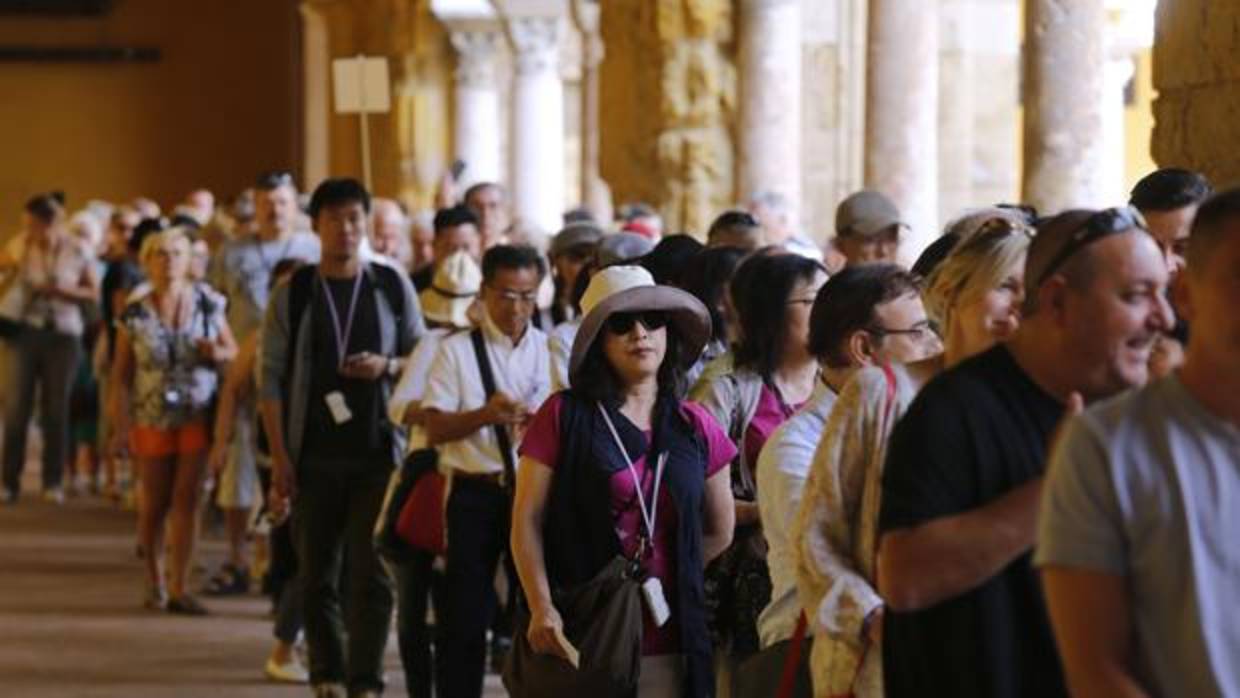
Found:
[552,625,580,669]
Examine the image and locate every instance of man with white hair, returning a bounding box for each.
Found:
[370,198,412,271]
[748,190,823,261]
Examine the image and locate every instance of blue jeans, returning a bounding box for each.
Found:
[2,328,81,495]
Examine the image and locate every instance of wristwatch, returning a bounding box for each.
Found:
[385,356,400,378]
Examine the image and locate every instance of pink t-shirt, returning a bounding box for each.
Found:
[743,384,802,468]
[520,393,736,655]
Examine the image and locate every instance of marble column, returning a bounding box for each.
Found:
[865,0,939,260]
[1022,0,1107,213]
[299,2,331,188]
[937,0,976,225]
[508,16,566,235]
[737,0,802,215]
[449,28,503,190]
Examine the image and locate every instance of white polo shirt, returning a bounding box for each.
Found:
[422,311,550,475]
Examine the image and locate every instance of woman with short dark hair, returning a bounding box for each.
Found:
[511,265,736,697]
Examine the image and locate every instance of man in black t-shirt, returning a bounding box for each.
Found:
[876,208,1175,698]
[260,178,424,698]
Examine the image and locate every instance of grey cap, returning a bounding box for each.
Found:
[835,190,905,238]
[596,232,656,267]
[549,222,605,258]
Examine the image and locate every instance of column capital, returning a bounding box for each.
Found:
[449,28,503,87]
[508,15,562,75]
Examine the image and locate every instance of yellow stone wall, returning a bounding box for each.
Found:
[599,0,737,235]
[1151,0,1240,187]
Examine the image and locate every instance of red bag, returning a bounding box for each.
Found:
[395,468,447,556]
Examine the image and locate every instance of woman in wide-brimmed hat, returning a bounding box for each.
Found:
[511,265,736,698]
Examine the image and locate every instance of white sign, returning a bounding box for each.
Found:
[332,56,391,114]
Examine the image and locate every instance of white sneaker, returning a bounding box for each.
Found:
[264,655,309,683]
[42,488,65,505]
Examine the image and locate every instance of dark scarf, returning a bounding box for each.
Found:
[543,390,714,698]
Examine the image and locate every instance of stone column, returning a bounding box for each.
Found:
[571,0,612,220]
[449,28,503,189]
[737,0,801,215]
[865,0,939,260]
[1022,0,1107,213]
[508,16,566,235]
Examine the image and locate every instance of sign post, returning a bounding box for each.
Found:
[332,55,391,191]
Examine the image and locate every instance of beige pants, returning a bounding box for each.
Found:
[640,654,686,698]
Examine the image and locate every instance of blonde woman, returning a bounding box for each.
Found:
[794,213,1031,698]
[110,228,237,614]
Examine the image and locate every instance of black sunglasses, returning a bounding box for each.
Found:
[1037,206,1147,286]
[605,311,670,335]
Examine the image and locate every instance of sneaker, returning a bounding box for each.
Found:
[143,584,168,611]
[312,683,347,698]
[166,594,209,616]
[264,655,309,683]
[41,487,65,505]
[1,488,16,505]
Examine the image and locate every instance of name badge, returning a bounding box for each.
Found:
[325,391,352,424]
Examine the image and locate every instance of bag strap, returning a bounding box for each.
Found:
[776,612,809,698]
[470,327,516,491]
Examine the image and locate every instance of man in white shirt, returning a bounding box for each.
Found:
[422,244,550,698]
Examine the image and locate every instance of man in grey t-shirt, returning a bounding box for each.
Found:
[204,172,319,595]
[1037,188,1240,698]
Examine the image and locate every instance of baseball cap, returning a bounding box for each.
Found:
[835,190,905,238]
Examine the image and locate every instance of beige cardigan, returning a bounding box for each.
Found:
[792,363,923,698]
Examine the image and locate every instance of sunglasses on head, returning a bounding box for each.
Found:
[605,310,670,335]
[1037,206,1147,286]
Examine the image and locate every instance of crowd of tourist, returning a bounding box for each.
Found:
[0,163,1236,698]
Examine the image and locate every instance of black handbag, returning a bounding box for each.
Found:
[733,614,812,698]
[503,556,644,698]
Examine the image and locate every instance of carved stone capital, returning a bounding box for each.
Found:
[449,29,502,87]
[509,16,562,75]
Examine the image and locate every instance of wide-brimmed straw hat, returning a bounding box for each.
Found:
[569,265,711,384]
[418,251,481,328]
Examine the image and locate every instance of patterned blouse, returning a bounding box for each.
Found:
[793,364,918,698]
[120,283,227,429]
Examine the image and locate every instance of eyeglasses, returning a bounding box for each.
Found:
[1036,206,1147,286]
[490,288,538,305]
[256,171,296,191]
[605,311,670,335]
[866,321,938,344]
[786,297,817,307]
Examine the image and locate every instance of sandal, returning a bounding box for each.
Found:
[143,583,168,611]
[202,564,250,596]
[166,594,209,616]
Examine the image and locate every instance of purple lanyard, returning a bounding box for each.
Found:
[318,272,363,369]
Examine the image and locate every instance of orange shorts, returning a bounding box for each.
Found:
[130,422,209,459]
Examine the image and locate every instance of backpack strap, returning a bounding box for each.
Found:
[470,327,516,492]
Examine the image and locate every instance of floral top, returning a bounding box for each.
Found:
[793,364,917,698]
[120,283,227,428]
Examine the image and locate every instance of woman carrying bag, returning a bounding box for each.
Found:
[510,265,736,697]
